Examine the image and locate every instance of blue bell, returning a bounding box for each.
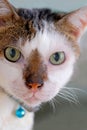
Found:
[15,106,26,118]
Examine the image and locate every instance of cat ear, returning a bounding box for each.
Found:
[57,6,87,42]
[0,0,19,26]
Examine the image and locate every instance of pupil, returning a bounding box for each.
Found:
[54,53,59,61]
[10,49,16,58]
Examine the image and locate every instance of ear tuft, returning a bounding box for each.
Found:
[0,0,19,20]
[57,6,87,42]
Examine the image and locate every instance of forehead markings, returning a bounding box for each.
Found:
[0,18,36,48]
[21,26,71,60]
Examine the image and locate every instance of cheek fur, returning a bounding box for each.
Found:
[35,63,74,103]
[0,59,23,90]
[48,65,73,86]
[35,59,75,102]
[35,82,60,101]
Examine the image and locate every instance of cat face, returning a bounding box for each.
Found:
[0,24,75,108]
[0,0,87,109]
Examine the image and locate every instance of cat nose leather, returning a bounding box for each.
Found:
[26,83,43,90]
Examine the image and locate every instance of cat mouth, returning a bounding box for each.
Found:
[23,93,42,107]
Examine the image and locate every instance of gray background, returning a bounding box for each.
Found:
[10,0,87,130]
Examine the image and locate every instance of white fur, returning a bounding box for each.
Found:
[0,23,76,129]
[0,89,34,130]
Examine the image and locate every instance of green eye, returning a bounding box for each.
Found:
[49,52,65,65]
[4,47,21,62]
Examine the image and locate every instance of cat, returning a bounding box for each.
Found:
[0,0,87,130]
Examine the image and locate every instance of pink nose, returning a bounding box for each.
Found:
[26,83,43,90]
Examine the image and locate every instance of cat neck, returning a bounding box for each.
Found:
[0,89,34,130]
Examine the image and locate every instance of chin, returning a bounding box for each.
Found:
[12,94,42,110]
[25,97,42,108]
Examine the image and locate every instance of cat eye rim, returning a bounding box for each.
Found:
[49,51,65,65]
[4,46,21,62]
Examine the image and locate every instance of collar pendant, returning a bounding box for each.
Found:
[15,106,26,118]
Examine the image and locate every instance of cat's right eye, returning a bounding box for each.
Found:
[4,47,21,62]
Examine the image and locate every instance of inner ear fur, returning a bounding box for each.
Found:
[56,6,87,42]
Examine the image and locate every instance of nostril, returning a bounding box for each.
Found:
[37,83,43,88]
[38,85,41,88]
[25,82,32,89]
[28,84,32,89]
[26,82,43,90]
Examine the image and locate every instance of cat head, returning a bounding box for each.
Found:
[0,0,87,109]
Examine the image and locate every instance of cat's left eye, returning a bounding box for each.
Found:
[49,52,65,65]
[4,47,21,62]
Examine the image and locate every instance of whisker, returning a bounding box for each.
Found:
[60,89,79,103]
[63,86,87,95]
[57,93,78,104]
[48,98,60,113]
[49,100,56,113]
[57,88,80,105]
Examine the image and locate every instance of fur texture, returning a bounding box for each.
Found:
[0,0,87,130]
